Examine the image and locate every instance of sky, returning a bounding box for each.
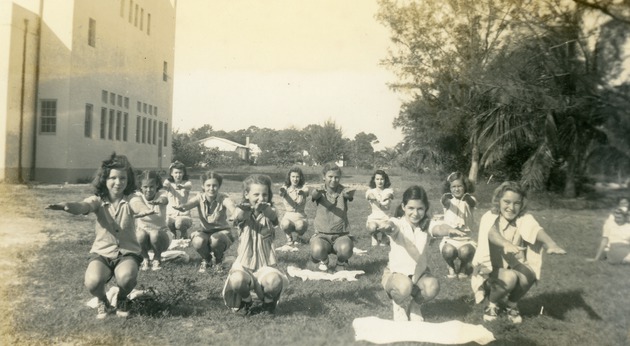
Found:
[172,0,404,149]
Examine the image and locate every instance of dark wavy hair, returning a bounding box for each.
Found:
[443,171,475,194]
[394,185,431,231]
[92,153,136,198]
[167,160,189,182]
[200,171,223,188]
[490,181,527,216]
[242,174,274,205]
[137,170,164,191]
[369,169,391,189]
[284,167,305,188]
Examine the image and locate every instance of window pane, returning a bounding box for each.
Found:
[101,108,107,139]
[40,100,57,133]
[163,123,168,147]
[123,113,128,141]
[116,111,122,140]
[108,109,115,139]
[142,117,146,143]
[102,90,108,103]
[136,116,141,142]
[84,104,93,138]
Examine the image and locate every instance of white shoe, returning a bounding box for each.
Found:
[371,237,378,246]
[199,259,208,273]
[446,267,457,279]
[318,261,328,271]
[151,260,162,271]
[392,301,409,321]
[140,259,150,271]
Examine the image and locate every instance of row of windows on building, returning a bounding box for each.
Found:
[121,0,151,35]
[101,90,158,116]
[39,100,168,147]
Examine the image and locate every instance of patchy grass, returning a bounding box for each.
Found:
[2,173,630,346]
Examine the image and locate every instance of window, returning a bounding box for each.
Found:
[124,97,129,109]
[163,61,168,82]
[84,104,93,138]
[101,90,108,103]
[143,103,147,113]
[149,105,153,115]
[147,13,151,35]
[129,0,133,23]
[155,106,158,116]
[110,92,115,105]
[100,108,107,139]
[158,121,163,142]
[88,18,96,47]
[140,8,144,30]
[117,95,122,107]
[136,116,141,142]
[152,120,157,145]
[163,123,168,147]
[137,101,141,112]
[40,100,57,134]
[142,117,146,143]
[123,113,128,141]
[147,119,152,144]
[108,109,115,140]
[116,111,122,140]
[134,4,139,27]
[120,0,124,17]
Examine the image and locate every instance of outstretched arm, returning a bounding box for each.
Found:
[173,194,200,212]
[431,222,468,238]
[536,229,567,254]
[46,202,91,215]
[488,226,526,255]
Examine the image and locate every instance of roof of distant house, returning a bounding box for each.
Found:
[198,136,248,150]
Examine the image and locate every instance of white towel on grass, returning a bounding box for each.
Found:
[287,265,365,281]
[353,247,367,255]
[353,316,495,345]
[168,238,191,250]
[86,287,151,309]
[275,244,300,252]
[148,250,190,263]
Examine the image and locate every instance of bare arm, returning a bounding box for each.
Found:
[431,222,467,238]
[587,237,608,262]
[488,226,526,255]
[129,196,158,219]
[173,194,200,212]
[46,201,91,215]
[536,228,567,254]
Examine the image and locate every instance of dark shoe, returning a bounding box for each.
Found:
[116,297,131,318]
[506,306,522,324]
[232,300,253,315]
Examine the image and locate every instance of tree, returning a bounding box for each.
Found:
[348,132,378,169]
[307,120,346,165]
[171,131,206,168]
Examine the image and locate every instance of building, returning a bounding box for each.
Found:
[198,136,250,161]
[0,0,176,183]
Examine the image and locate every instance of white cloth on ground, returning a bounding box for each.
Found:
[353,316,495,345]
[275,244,299,252]
[287,265,365,281]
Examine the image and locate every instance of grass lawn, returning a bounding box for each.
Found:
[1,170,629,346]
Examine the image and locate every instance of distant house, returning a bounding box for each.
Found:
[198,136,250,161]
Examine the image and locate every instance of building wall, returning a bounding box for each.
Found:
[31,0,176,183]
[0,1,42,183]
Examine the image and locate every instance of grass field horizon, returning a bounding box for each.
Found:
[1,168,629,346]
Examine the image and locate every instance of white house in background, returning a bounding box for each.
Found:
[198,136,251,161]
[1,0,176,183]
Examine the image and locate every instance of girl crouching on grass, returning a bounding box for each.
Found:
[588,197,630,264]
[366,169,394,247]
[163,161,193,239]
[471,181,566,324]
[173,171,237,273]
[379,185,468,321]
[46,153,157,319]
[135,170,172,271]
[222,174,289,315]
[279,167,310,246]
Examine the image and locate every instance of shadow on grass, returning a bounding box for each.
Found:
[422,295,475,320]
[520,289,601,321]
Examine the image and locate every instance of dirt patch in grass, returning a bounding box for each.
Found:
[0,184,48,345]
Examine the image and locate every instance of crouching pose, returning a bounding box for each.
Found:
[136,170,172,271]
[223,174,288,315]
[471,181,566,324]
[380,185,467,321]
[174,171,237,273]
[279,167,310,246]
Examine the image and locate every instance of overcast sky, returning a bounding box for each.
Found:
[172,0,404,149]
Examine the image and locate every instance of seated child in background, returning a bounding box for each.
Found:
[222,174,288,315]
[173,171,237,273]
[163,161,193,239]
[366,169,394,247]
[135,170,172,271]
[279,167,310,246]
[309,163,356,272]
[589,197,630,264]
[439,172,477,279]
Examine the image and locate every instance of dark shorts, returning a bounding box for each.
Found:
[89,252,143,280]
[310,232,355,245]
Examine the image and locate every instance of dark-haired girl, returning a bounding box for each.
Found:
[366,169,394,246]
[163,161,193,239]
[279,167,310,246]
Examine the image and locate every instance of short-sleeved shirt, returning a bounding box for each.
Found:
[441,193,476,231]
[281,186,309,214]
[366,188,394,220]
[83,195,142,258]
[386,217,436,278]
[195,192,234,231]
[163,180,192,217]
[233,209,278,271]
[135,190,168,232]
[602,215,630,245]
[313,186,351,234]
